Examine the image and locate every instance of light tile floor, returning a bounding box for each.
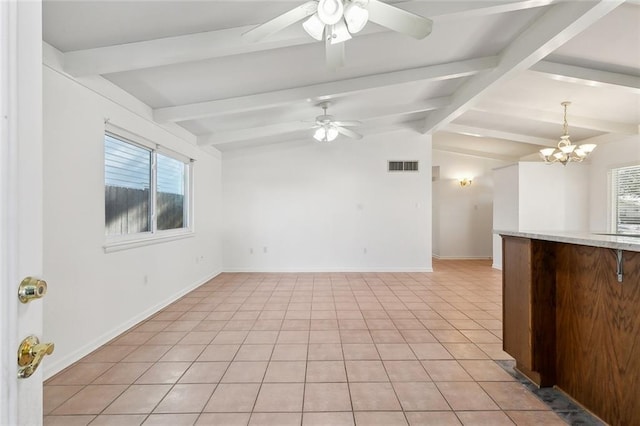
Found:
[44,260,570,425]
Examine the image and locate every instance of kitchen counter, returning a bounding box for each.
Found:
[499,233,639,425]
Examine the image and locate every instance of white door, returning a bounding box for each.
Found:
[1,1,46,425]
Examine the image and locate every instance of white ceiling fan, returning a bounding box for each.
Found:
[243,0,433,68]
[310,102,362,141]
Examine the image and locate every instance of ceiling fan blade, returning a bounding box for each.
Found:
[337,126,363,140]
[325,37,345,69]
[243,1,318,43]
[367,0,433,40]
[333,120,361,127]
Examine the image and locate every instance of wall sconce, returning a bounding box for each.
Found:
[459,178,473,187]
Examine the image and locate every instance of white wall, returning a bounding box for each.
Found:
[492,164,519,269]
[491,161,589,269]
[222,130,432,272]
[43,67,223,377]
[588,136,640,232]
[432,151,505,259]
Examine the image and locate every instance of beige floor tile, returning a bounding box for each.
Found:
[302,412,354,426]
[112,331,157,346]
[212,331,249,344]
[339,330,373,343]
[159,345,206,362]
[195,413,251,425]
[310,330,341,343]
[254,383,304,412]
[349,382,401,411]
[249,412,302,426]
[345,360,389,382]
[203,383,261,412]
[392,382,450,411]
[409,343,453,360]
[179,362,229,383]
[306,360,347,382]
[475,343,513,360]
[442,344,489,360]
[142,413,200,425]
[51,385,127,415]
[458,360,515,382]
[342,344,379,360]
[353,411,407,426]
[436,382,499,411]
[505,410,567,425]
[197,344,240,362]
[179,331,218,345]
[432,330,471,343]
[376,343,417,360]
[383,361,431,382]
[47,362,115,386]
[422,361,473,382]
[304,383,352,412]
[480,382,549,410]
[123,346,173,363]
[154,383,216,413]
[146,332,188,346]
[405,411,461,426]
[264,361,306,382]
[460,330,502,344]
[83,345,137,363]
[104,385,171,414]
[277,330,309,344]
[44,385,85,415]
[245,331,279,344]
[400,330,437,343]
[271,344,308,360]
[235,344,274,361]
[455,411,515,425]
[90,414,147,425]
[44,415,96,426]
[308,343,343,360]
[221,361,268,383]
[370,330,406,343]
[135,362,191,384]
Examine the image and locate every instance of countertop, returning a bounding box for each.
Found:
[495,230,640,252]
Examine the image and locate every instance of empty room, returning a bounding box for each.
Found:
[1,0,639,425]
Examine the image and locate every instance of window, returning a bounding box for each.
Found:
[611,164,640,234]
[105,132,191,243]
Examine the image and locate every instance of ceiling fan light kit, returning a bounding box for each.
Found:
[310,102,363,142]
[244,0,432,67]
[539,101,597,166]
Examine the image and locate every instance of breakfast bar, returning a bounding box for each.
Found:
[499,231,640,426]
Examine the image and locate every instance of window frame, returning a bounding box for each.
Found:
[609,162,640,235]
[103,128,194,253]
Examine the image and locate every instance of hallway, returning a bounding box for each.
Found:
[43,260,566,425]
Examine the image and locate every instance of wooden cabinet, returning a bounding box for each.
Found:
[502,236,556,386]
[501,235,640,425]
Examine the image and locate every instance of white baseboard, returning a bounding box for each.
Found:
[492,263,503,270]
[44,269,222,379]
[223,267,433,273]
[432,255,492,260]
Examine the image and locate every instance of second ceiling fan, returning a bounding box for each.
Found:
[243,0,433,68]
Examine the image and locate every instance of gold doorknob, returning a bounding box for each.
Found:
[17,335,54,379]
[18,277,47,303]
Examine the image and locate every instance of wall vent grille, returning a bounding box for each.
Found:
[388,161,419,172]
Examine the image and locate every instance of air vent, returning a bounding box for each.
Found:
[388,161,419,172]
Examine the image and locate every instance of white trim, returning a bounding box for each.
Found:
[492,263,503,270]
[104,230,194,253]
[223,267,434,273]
[432,254,492,260]
[44,269,222,379]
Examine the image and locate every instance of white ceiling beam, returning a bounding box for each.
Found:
[423,0,625,134]
[530,60,640,94]
[445,123,556,146]
[432,144,519,163]
[471,102,638,134]
[62,1,545,77]
[198,99,449,146]
[155,56,495,123]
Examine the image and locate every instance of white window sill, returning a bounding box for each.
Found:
[104,230,194,253]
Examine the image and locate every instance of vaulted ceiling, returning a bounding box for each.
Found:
[43,0,639,161]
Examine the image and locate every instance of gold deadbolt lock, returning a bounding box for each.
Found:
[18,277,47,303]
[17,335,54,379]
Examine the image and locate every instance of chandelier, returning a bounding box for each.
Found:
[539,101,596,165]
